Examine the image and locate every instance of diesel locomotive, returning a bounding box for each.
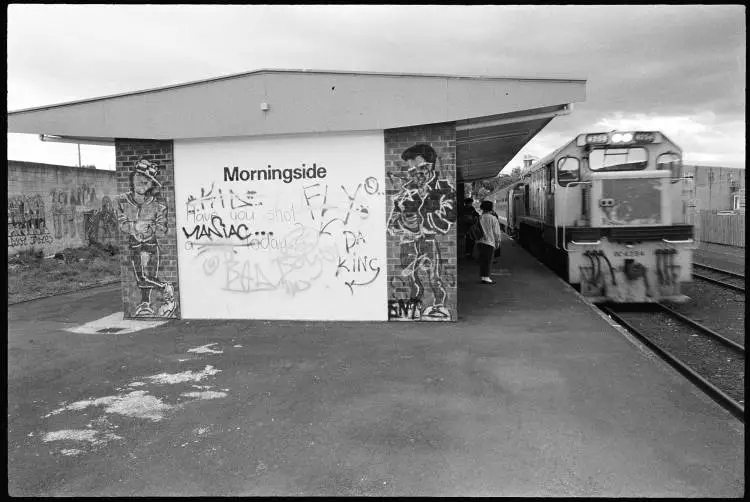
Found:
[493,131,695,303]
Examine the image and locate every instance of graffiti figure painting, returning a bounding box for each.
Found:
[117,158,177,318]
[387,144,456,320]
[85,196,118,245]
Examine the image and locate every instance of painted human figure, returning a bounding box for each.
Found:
[387,144,456,320]
[51,191,64,239]
[117,158,176,317]
[100,196,117,239]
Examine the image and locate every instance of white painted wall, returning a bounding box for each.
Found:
[174,131,387,320]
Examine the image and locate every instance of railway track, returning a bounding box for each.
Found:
[692,263,745,294]
[600,302,745,422]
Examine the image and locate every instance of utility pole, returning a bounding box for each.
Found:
[78,144,82,168]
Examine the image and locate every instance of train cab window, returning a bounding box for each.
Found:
[657,152,682,180]
[557,157,580,186]
[589,147,647,171]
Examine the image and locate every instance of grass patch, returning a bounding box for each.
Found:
[8,244,121,304]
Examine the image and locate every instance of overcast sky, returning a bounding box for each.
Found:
[7,4,746,173]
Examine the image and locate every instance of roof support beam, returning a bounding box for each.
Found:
[39,134,115,147]
[455,104,572,132]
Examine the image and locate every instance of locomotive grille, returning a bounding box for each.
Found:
[600,178,662,225]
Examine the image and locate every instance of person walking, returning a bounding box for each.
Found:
[477,200,502,284]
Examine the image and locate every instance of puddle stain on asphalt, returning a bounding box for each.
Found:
[181,391,228,400]
[145,365,222,385]
[187,343,224,355]
[43,391,174,422]
[36,363,228,457]
[43,429,123,447]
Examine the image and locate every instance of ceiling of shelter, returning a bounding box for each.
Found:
[455,105,564,182]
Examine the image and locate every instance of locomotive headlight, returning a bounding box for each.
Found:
[611,132,634,143]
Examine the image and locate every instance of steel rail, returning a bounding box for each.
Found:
[654,303,745,353]
[692,263,745,293]
[600,305,745,423]
[692,272,745,294]
[693,262,745,280]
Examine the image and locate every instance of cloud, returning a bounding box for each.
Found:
[7,5,746,170]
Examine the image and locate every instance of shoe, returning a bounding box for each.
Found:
[422,304,451,320]
[158,300,176,317]
[134,302,154,316]
[480,279,495,284]
[158,283,177,317]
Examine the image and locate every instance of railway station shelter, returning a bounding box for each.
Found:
[8,69,586,322]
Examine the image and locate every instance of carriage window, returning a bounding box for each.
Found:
[557,157,580,186]
[589,147,647,171]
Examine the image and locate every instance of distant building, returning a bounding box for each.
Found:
[681,165,745,212]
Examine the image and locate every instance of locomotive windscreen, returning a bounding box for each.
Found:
[600,178,662,225]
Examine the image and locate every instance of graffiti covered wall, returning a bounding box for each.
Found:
[384,124,458,321]
[174,132,387,320]
[7,161,118,255]
[115,141,180,320]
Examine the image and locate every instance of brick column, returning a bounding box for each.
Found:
[115,139,181,319]
[384,123,457,321]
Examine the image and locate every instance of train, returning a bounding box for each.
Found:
[492,131,695,303]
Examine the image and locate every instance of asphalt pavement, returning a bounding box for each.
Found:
[7,244,745,496]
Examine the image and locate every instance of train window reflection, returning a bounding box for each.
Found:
[557,157,580,186]
[589,147,648,171]
[657,152,681,170]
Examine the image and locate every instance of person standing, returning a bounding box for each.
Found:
[489,207,503,262]
[477,200,502,284]
[460,198,480,259]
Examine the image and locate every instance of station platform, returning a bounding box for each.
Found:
[7,238,745,496]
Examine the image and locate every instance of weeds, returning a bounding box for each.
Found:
[8,244,122,304]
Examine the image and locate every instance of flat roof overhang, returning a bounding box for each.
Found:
[8,69,586,179]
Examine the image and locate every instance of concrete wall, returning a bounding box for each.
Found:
[385,123,458,321]
[7,161,118,255]
[115,140,181,320]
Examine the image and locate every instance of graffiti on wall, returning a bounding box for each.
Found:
[183,177,381,299]
[117,158,177,318]
[174,133,387,320]
[84,196,119,245]
[7,195,53,248]
[49,183,98,240]
[387,144,456,321]
[8,165,118,254]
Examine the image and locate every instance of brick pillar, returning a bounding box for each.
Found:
[115,139,181,319]
[385,123,457,321]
